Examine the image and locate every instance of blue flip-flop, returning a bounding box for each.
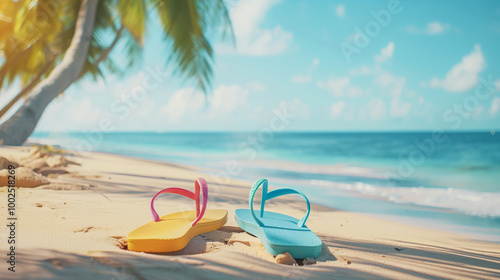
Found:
[235,178,322,259]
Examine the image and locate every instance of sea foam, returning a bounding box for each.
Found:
[310,179,500,218]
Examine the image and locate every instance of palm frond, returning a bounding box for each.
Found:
[208,0,235,44]
[0,0,70,91]
[154,0,222,93]
[121,28,143,67]
[117,0,146,45]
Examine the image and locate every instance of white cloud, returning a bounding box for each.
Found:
[427,22,450,34]
[211,85,248,116]
[109,73,145,100]
[490,97,500,116]
[76,77,108,95]
[132,98,156,119]
[347,86,363,98]
[278,98,309,120]
[299,104,310,120]
[362,98,387,121]
[374,72,411,118]
[247,106,264,121]
[247,81,267,92]
[224,0,292,55]
[349,65,373,76]
[495,79,500,91]
[317,77,349,97]
[375,42,394,63]
[320,43,416,120]
[388,77,411,117]
[428,45,485,92]
[371,99,387,121]
[158,88,205,122]
[153,84,252,123]
[375,72,397,86]
[37,95,112,131]
[406,22,450,35]
[317,72,369,98]
[291,58,320,84]
[390,97,411,117]
[68,98,102,123]
[390,77,406,97]
[292,75,311,84]
[336,5,345,17]
[331,101,346,119]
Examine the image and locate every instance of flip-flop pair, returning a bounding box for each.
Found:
[127,177,322,258]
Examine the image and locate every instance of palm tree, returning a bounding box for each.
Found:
[0,0,232,145]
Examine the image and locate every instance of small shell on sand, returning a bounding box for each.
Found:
[0,167,50,188]
[303,258,317,265]
[275,252,296,265]
[340,256,351,264]
[227,240,251,246]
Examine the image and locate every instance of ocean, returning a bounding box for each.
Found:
[30,131,500,242]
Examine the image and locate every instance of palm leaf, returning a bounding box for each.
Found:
[117,0,146,45]
[154,0,214,93]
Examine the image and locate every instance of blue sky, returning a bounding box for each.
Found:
[1,0,500,132]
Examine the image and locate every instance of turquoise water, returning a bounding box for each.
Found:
[30,131,500,241]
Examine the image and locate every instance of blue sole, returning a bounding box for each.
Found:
[235,209,322,259]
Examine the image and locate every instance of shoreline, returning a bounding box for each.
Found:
[26,134,500,228]
[1,145,499,279]
[43,143,500,244]
[27,135,500,231]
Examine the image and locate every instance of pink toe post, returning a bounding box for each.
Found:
[150,177,208,226]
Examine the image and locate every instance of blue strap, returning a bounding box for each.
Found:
[249,178,311,228]
[249,179,267,227]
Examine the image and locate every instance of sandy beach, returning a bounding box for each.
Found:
[0,145,499,280]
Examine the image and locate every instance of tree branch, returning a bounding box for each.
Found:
[76,25,124,80]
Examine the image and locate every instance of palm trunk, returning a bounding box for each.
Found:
[0,0,99,146]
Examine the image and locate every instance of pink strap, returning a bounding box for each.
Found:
[150,177,208,226]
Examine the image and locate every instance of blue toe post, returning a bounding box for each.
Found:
[249,178,311,228]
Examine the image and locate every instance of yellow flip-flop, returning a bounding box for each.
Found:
[127,177,227,253]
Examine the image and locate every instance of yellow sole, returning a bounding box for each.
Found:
[127,209,228,253]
